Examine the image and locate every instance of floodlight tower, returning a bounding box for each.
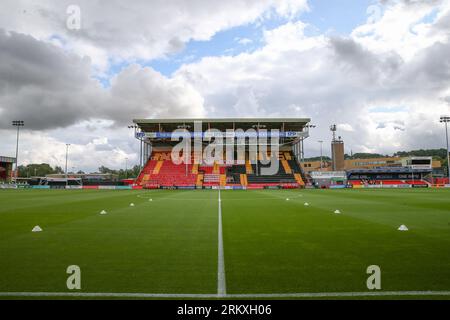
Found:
[330,124,337,171]
[440,116,450,179]
[129,124,143,171]
[330,124,345,171]
[330,124,337,142]
[12,120,24,182]
[300,124,315,164]
[318,140,324,170]
[65,144,71,187]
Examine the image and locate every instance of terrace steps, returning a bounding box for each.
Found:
[240,174,248,187]
[245,160,253,174]
[281,160,292,174]
[153,161,164,175]
[213,162,220,174]
[294,173,305,186]
[220,174,227,187]
[196,174,204,187]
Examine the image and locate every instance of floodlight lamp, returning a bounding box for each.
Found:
[12,120,25,127]
[440,116,450,123]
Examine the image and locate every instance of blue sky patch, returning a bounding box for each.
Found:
[100,0,379,81]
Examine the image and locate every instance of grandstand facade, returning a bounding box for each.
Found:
[133,119,311,189]
[0,156,15,183]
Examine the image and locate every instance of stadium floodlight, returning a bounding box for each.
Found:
[128,124,144,171]
[298,124,316,164]
[318,140,324,170]
[125,157,128,179]
[12,120,25,182]
[252,124,267,129]
[65,144,71,187]
[440,116,450,179]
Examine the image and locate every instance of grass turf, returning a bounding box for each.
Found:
[0,188,449,299]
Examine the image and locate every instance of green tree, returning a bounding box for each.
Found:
[304,156,332,162]
[394,149,448,159]
[345,153,387,160]
[98,166,117,174]
[18,163,57,177]
[54,166,64,174]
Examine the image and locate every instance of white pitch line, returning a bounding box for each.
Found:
[217,188,227,297]
[1,291,450,299]
[227,291,450,298]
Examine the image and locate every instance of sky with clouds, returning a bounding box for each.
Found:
[1,0,449,172]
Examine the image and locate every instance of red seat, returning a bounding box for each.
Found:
[137,153,197,187]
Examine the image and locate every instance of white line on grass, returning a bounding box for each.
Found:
[1,291,450,299]
[217,188,227,297]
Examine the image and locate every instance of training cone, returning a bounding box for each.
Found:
[304,203,309,206]
[32,226,42,233]
[334,210,341,214]
[149,199,153,202]
[130,203,135,207]
[100,210,107,215]
[398,225,409,231]
[286,198,290,201]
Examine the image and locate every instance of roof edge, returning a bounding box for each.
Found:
[133,118,311,124]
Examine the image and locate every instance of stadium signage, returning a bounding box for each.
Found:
[145,131,304,139]
[135,132,146,139]
[0,184,17,189]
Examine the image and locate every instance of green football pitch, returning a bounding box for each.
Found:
[0,188,450,299]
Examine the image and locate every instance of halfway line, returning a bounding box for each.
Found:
[217,188,226,297]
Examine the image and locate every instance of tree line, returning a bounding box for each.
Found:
[18,163,141,180]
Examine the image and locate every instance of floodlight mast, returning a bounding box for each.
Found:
[129,125,143,172]
[301,124,316,164]
[318,140,324,170]
[12,120,24,182]
[440,116,450,179]
[65,144,71,187]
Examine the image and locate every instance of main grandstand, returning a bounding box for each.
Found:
[133,118,310,190]
[130,119,444,190]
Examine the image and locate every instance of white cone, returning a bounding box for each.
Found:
[100,210,107,215]
[32,226,42,232]
[398,225,409,231]
[304,203,309,206]
[130,203,135,207]
[334,210,341,214]
[286,198,290,201]
[149,199,153,202]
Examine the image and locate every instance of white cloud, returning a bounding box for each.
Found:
[236,37,253,45]
[176,3,450,156]
[0,121,140,172]
[338,124,354,132]
[0,0,308,73]
[0,31,205,130]
[352,0,450,61]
